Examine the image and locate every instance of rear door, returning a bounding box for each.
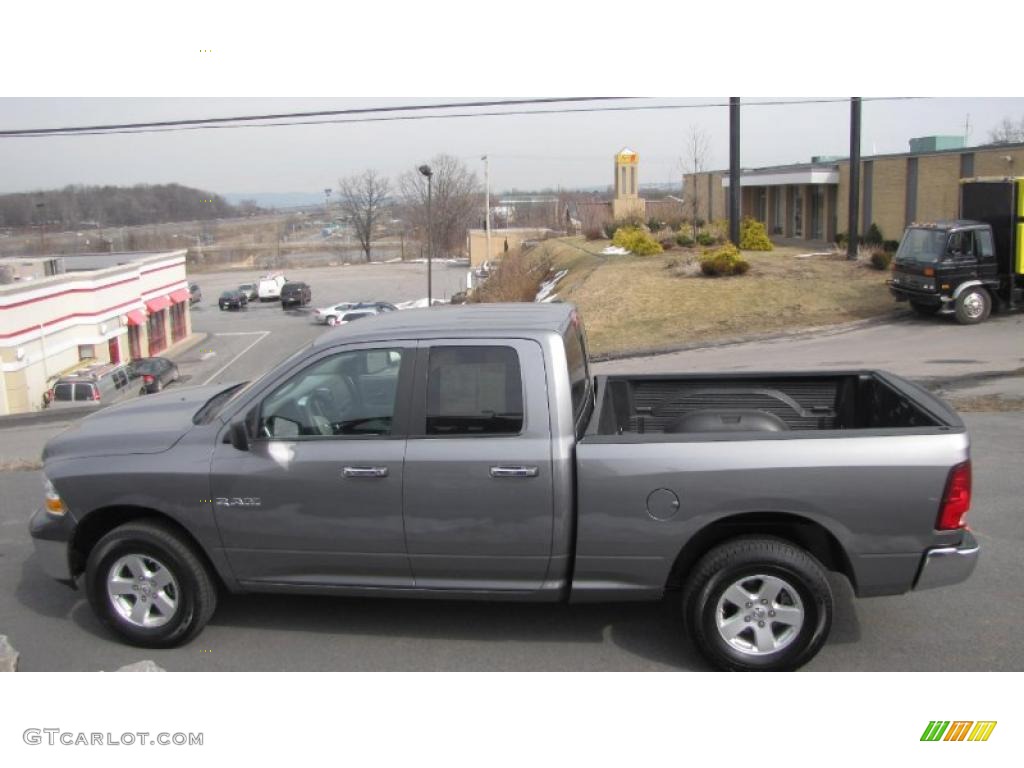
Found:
[402,339,554,591]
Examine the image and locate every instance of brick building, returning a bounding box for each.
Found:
[0,249,192,415]
[684,139,1024,245]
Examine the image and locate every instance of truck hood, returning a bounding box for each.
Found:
[42,382,234,462]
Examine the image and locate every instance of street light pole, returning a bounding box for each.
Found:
[418,164,434,306]
[482,154,492,264]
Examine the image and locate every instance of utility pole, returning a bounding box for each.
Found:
[728,97,741,246]
[847,97,862,261]
[482,154,492,264]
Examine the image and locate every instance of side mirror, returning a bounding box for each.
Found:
[228,418,250,452]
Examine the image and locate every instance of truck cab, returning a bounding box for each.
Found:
[889,177,1024,324]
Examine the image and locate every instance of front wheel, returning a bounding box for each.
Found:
[85,520,217,647]
[955,287,991,325]
[326,315,339,326]
[682,537,833,671]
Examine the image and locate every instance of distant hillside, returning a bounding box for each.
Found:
[222,191,327,209]
[0,183,239,229]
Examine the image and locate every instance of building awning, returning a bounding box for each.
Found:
[125,309,147,327]
[169,288,191,304]
[145,295,171,313]
[723,168,840,188]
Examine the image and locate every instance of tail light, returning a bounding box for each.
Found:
[91,386,101,401]
[937,461,971,530]
[143,374,155,384]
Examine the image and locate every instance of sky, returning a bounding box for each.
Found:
[1,97,1023,198]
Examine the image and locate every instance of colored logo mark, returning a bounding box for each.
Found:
[921,721,997,742]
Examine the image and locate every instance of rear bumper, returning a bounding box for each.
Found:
[913,530,979,591]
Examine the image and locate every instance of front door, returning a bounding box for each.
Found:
[211,344,415,588]
[402,340,554,591]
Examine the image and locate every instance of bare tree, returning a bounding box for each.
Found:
[988,115,1024,145]
[337,170,391,262]
[680,126,712,238]
[398,154,482,258]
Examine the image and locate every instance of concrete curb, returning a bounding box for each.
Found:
[589,312,907,364]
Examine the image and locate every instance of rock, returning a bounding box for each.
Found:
[116,660,166,672]
[0,635,19,672]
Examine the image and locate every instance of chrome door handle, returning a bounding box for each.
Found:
[489,466,539,478]
[343,466,389,478]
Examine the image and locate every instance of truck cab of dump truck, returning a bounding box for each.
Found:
[889,177,1024,324]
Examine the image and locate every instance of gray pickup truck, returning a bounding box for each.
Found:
[30,303,979,671]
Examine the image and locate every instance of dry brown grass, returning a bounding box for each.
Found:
[945,395,1024,412]
[531,237,896,357]
[470,249,553,303]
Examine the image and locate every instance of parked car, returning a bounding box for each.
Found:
[30,304,979,670]
[47,363,133,409]
[257,273,287,301]
[280,281,312,309]
[218,290,249,311]
[128,357,180,394]
[313,301,394,325]
[188,283,202,305]
[237,283,258,301]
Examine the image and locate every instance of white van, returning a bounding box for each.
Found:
[257,273,287,301]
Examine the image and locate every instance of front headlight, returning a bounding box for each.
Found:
[43,477,67,516]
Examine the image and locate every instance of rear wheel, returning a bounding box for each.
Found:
[85,520,217,647]
[955,287,991,325]
[682,537,833,671]
[910,301,939,317]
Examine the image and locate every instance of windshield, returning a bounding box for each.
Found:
[895,228,948,264]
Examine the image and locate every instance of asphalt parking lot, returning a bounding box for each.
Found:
[181,261,468,387]
[0,270,1021,671]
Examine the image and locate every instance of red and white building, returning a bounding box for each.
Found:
[0,250,193,415]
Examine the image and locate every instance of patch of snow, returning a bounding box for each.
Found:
[601,245,631,256]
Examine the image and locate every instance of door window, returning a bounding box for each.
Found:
[425,346,523,436]
[259,348,405,439]
[976,229,995,259]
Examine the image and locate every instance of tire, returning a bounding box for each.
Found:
[681,536,833,671]
[85,520,217,648]
[138,386,148,396]
[954,287,991,325]
[910,301,939,317]
[326,315,338,326]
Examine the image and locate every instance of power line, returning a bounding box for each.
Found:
[0,97,628,137]
[0,97,929,139]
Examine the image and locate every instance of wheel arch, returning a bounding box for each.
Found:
[70,506,229,591]
[666,511,856,592]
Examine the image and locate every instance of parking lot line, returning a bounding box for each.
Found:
[202,331,270,385]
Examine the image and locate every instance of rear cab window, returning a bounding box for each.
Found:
[563,312,592,435]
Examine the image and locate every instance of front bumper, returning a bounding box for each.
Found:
[28,506,76,586]
[913,530,979,591]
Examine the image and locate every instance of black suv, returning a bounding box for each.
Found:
[280,281,312,309]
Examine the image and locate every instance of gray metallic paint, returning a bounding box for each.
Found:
[30,304,978,610]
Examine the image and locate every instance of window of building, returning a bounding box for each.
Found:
[170,302,187,342]
[792,188,803,237]
[810,187,825,240]
[771,190,783,235]
[260,348,405,439]
[147,310,166,356]
[960,152,975,178]
[425,346,523,436]
[78,344,96,361]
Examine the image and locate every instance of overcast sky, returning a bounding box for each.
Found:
[1,97,1023,197]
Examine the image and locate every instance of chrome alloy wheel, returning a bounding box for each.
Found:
[962,291,986,319]
[715,574,805,656]
[106,554,180,628]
